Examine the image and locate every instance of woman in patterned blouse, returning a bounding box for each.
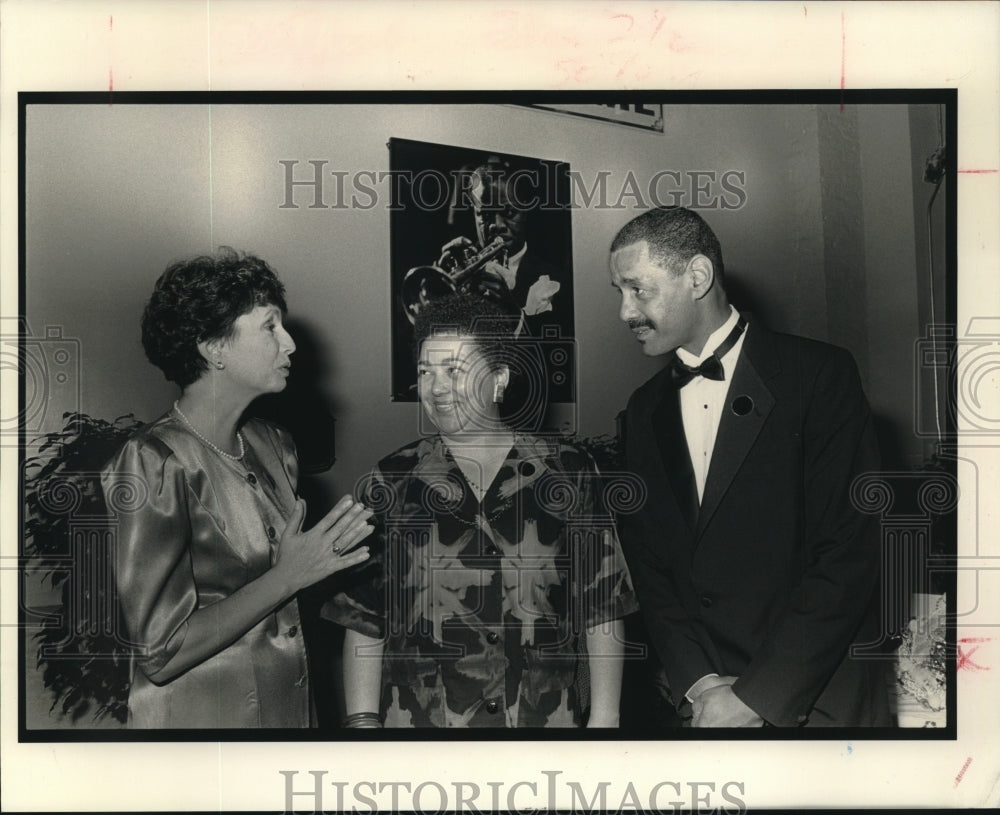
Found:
[326,294,637,728]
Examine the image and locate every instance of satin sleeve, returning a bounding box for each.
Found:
[263,421,299,498]
[102,436,197,683]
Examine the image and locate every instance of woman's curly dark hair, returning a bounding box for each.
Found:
[412,293,518,372]
[141,248,287,388]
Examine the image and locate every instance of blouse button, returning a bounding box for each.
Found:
[287,625,298,638]
[485,700,500,715]
[267,526,276,539]
[246,473,258,486]
[486,632,500,644]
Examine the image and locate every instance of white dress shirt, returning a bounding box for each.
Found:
[504,241,528,286]
[675,306,746,503]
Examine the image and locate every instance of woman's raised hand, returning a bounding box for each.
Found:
[274,496,374,593]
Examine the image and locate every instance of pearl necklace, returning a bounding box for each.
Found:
[173,400,246,461]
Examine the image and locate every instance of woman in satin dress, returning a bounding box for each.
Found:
[102,249,373,728]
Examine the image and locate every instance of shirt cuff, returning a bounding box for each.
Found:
[685,673,722,703]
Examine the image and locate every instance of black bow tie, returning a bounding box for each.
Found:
[669,316,747,389]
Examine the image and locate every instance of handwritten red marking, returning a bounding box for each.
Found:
[611,13,635,31]
[555,59,588,85]
[616,54,637,80]
[651,11,666,41]
[839,12,846,111]
[954,756,972,787]
[957,169,999,174]
[957,636,992,671]
[108,15,114,97]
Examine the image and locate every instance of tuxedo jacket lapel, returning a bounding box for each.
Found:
[696,323,778,540]
[651,365,699,532]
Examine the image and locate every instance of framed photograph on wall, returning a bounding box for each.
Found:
[388,138,576,417]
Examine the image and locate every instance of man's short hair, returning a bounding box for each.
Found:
[611,206,725,284]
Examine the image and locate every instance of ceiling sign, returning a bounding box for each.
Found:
[528,103,664,132]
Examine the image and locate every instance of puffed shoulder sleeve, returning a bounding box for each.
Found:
[319,467,388,639]
[566,446,639,627]
[265,421,299,495]
[101,435,197,682]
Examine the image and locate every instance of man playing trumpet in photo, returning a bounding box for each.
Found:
[438,155,573,342]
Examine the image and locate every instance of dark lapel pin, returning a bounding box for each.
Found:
[731,395,754,416]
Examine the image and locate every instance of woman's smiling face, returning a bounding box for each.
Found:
[417,334,505,436]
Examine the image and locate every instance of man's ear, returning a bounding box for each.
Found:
[687,254,716,301]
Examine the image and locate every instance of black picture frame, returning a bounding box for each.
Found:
[388,137,576,408]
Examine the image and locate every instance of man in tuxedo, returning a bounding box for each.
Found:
[609,207,891,727]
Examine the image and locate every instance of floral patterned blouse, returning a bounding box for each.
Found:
[322,433,637,728]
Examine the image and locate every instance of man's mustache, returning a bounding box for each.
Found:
[627,319,653,331]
